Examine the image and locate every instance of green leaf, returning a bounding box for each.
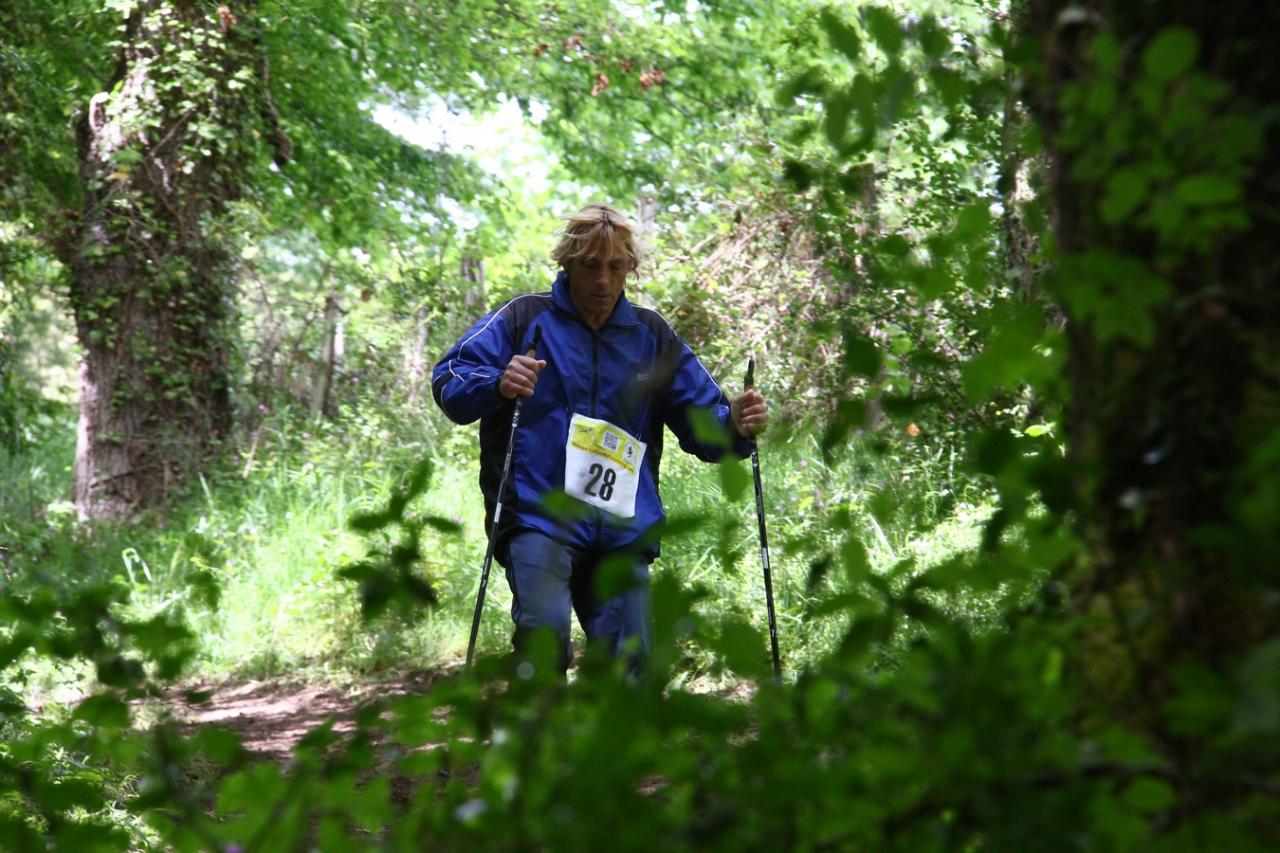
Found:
[126,614,193,660]
[1092,726,1163,765]
[318,815,350,851]
[841,333,882,379]
[864,6,905,56]
[217,762,287,818]
[879,234,911,257]
[1100,168,1149,223]
[841,536,870,583]
[838,613,891,662]
[717,457,749,501]
[972,428,1019,476]
[35,777,104,813]
[824,91,852,148]
[912,262,953,301]
[782,158,816,190]
[403,457,433,498]
[882,395,935,418]
[821,400,867,461]
[1057,251,1171,346]
[422,515,463,533]
[0,631,35,671]
[1084,76,1118,117]
[808,591,861,618]
[689,407,730,449]
[194,726,245,764]
[0,818,40,851]
[776,67,827,105]
[805,553,833,592]
[297,720,339,755]
[1164,665,1234,735]
[53,822,131,850]
[1123,778,1177,813]
[349,510,390,532]
[819,9,861,61]
[1174,174,1241,206]
[928,68,966,107]
[954,201,991,240]
[595,554,642,600]
[538,489,594,522]
[73,694,130,728]
[1091,31,1121,75]
[711,617,767,677]
[917,16,949,59]
[643,513,710,544]
[1142,27,1198,81]
[961,304,1047,401]
[350,777,392,834]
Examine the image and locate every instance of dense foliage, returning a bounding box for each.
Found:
[1,0,1276,849]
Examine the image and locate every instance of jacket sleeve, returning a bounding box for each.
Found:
[661,339,754,462]
[432,307,514,425]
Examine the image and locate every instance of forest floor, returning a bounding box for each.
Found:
[159,668,456,762]
[153,663,755,763]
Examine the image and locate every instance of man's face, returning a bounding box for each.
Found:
[565,242,628,326]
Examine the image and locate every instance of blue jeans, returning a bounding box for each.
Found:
[502,530,653,671]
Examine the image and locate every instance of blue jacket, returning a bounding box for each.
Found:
[432,271,750,562]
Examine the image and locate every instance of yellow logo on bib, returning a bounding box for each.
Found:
[570,417,640,474]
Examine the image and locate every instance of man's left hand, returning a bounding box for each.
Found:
[731,389,769,438]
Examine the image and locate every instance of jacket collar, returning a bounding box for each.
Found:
[551,270,640,329]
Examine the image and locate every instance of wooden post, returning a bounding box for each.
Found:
[310,292,340,418]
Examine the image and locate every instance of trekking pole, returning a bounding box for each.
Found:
[745,357,782,682]
[467,326,541,668]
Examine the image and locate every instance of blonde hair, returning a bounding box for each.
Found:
[550,203,641,272]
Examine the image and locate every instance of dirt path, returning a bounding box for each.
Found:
[167,668,454,762]
[159,666,753,765]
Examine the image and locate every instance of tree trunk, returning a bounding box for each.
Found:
[310,293,341,418]
[460,255,486,313]
[61,1,271,517]
[406,305,430,404]
[0,296,18,451]
[636,195,657,238]
[1028,0,1280,712]
[998,64,1036,304]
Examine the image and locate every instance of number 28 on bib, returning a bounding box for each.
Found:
[564,413,647,518]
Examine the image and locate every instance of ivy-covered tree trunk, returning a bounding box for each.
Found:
[1030,0,1280,718]
[62,2,272,517]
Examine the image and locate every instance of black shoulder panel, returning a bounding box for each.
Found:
[633,305,683,390]
[633,306,681,355]
[499,292,553,353]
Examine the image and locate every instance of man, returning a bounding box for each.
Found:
[432,204,768,669]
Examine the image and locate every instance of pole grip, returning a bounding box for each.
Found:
[744,356,755,391]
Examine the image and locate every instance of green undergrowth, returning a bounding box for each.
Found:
[653,427,996,677]
[192,417,993,681]
[2,403,994,699]
[0,357,1035,853]
[2,393,1247,853]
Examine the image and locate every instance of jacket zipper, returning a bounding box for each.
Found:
[591,332,600,417]
[591,330,601,547]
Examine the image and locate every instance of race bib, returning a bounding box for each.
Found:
[564,413,647,518]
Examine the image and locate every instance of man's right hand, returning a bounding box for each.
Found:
[499,354,547,399]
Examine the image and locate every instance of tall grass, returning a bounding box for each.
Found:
[131,406,497,678]
[3,398,995,695]
[656,427,994,676]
